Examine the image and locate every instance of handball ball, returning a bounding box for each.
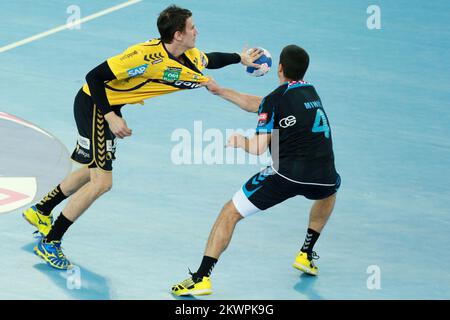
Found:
[246,47,272,77]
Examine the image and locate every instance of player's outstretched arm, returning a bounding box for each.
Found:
[203,78,262,113]
[204,47,263,69]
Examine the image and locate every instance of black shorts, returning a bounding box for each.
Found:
[232,166,341,217]
[71,89,117,171]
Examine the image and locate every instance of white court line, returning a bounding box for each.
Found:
[0,0,142,53]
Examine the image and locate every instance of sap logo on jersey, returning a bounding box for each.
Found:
[127,64,148,77]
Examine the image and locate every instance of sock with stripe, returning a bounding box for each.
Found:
[300,228,320,255]
[192,256,218,282]
[35,185,68,216]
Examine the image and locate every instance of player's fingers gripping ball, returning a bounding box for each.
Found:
[246,47,272,77]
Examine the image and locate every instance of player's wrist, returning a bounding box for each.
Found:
[214,86,225,96]
[104,111,116,121]
[237,52,244,64]
[238,136,248,149]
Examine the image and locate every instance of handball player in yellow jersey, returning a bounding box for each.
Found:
[23,5,262,269]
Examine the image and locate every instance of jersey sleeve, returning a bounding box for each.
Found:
[204,52,240,69]
[106,45,148,80]
[255,97,275,134]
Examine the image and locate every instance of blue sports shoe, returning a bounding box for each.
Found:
[34,239,72,270]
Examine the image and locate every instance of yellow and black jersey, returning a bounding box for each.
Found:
[82,38,210,106]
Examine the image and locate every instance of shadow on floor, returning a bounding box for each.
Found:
[293,273,324,300]
[171,294,200,300]
[22,241,112,300]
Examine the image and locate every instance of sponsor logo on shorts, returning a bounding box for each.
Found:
[77,135,90,150]
[106,139,117,152]
[76,147,90,158]
[127,64,148,77]
[107,138,117,153]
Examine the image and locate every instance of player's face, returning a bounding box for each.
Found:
[181,17,198,49]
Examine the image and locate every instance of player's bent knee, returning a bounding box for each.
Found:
[223,200,244,222]
[100,181,112,194]
[92,180,112,195]
[313,193,337,214]
[89,169,112,195]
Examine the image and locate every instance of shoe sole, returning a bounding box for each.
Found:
[173,289,213,296]
[33,246,71,270]
[293,262,318,276]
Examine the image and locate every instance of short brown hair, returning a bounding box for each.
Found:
[157,5,192,43]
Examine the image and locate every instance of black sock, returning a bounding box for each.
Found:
[35,185,68,216]
[193,256,218,282]
[300,228,320,255]
[45,213,73,242]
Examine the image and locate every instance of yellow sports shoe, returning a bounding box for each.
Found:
[172,276,212,296]
[293,251,319,276]
[23,206,53,237]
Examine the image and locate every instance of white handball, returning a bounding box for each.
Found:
[245,47,272,77]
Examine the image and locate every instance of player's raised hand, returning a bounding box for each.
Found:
[239,46,263,68]
[104,112,132,139]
